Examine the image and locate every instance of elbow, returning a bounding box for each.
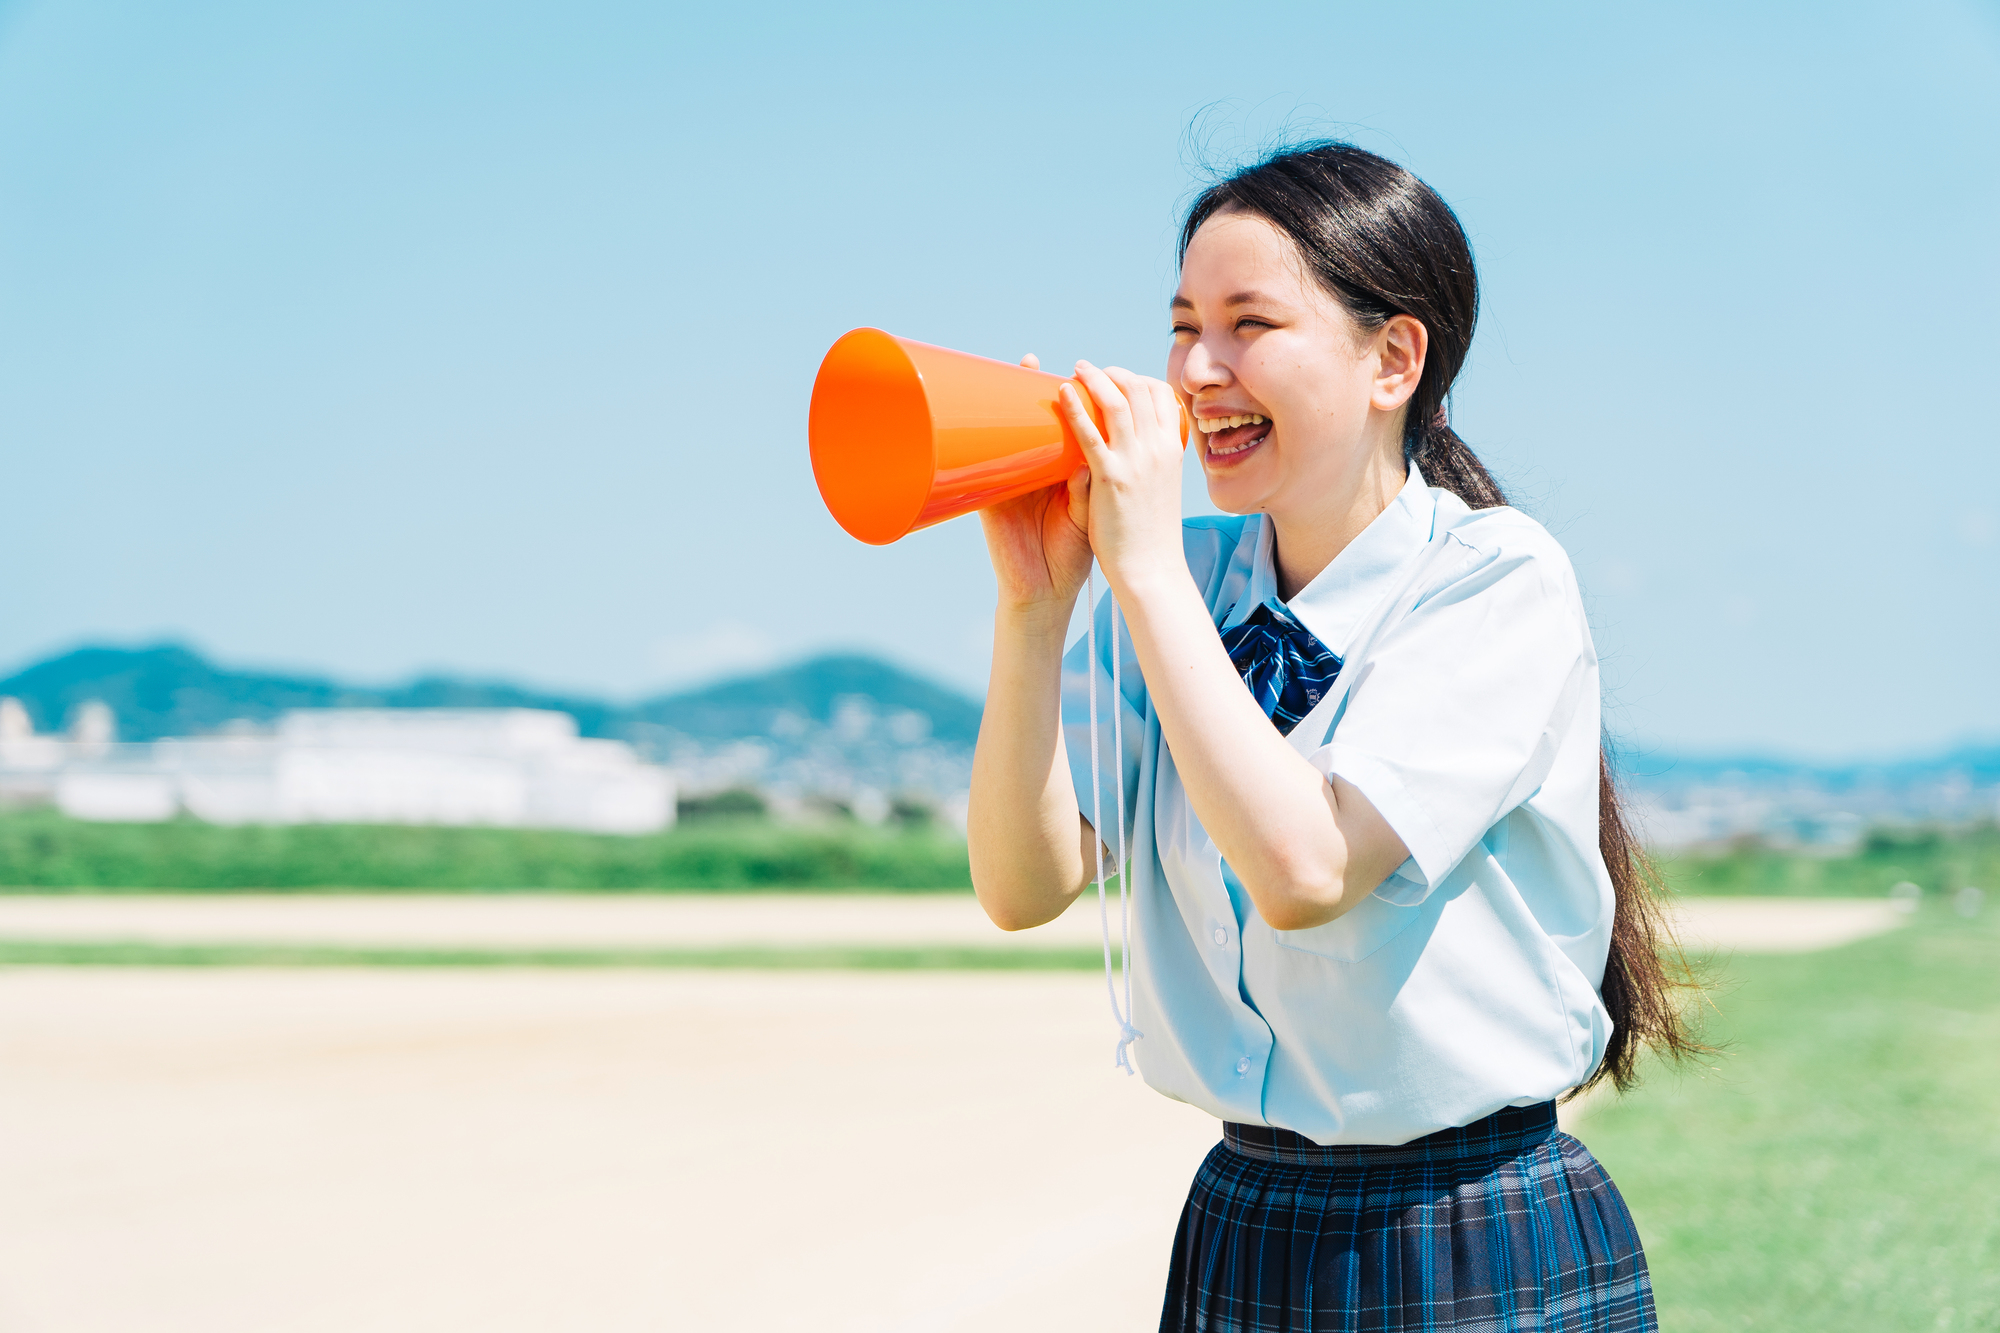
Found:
[983,902,1055,932]
[1260,897,1344,933]
[975,893,1062,933]
[969,873,1066,932]
[1249,866,1349,933]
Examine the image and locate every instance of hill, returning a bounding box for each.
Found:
[632,655,981,747]
[0,644,982,748]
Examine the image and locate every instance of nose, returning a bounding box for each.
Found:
[1178,334,1230,397]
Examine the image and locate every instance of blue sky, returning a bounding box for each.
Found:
[2,0,1996,759]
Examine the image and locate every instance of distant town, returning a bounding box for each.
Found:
[0,645,1994,852]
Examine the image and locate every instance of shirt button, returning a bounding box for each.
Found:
[1235,1057,1252,1075]
[1212,927,1229,946]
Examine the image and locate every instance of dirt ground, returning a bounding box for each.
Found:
[0,969,1220,1333]
[0,895,1901,1331]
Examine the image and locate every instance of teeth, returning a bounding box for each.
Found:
[1199,414,1266,433]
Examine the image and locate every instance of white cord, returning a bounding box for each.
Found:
[1085,565,1141,1073]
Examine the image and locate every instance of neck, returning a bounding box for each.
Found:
[1268,441,1409,601]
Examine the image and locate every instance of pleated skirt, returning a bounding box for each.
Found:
[1160,1102,1655,1333]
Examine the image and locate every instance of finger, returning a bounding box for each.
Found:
[1103,366,1177,442]
[1019,353,1040,370]
[1101,366,1157,424]
[1072,360,1135,443]
[1056,382,1109,462]
[1147,378,1185,438]
[1144,378,1187,444]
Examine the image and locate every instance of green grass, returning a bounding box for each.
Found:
[6,807,1993,899]
[0,939,1101,969]
[0,810,972,891]
[1580,901,2000,1330]
[1658,823,1999,899]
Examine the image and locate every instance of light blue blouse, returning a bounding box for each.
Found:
[1061,465,1615,1146]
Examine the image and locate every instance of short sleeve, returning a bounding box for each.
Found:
[1317,529,1593,895]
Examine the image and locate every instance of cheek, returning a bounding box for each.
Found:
[1235,347,1299,415]
[1248,341,1364,422]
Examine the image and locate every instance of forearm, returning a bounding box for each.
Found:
[1110,569,1398,931]
[967,601,1095,931]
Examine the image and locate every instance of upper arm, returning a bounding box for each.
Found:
[1322,774,1410,903]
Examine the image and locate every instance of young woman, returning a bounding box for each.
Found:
[967,143,1695,1331]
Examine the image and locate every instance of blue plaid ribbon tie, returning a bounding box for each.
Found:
[1219,598,1344,737]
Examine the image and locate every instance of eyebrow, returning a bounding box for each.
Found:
[1170,291,1278,312]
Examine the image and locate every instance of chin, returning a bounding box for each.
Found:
[1201,473,1270,517]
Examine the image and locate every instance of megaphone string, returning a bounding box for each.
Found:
[1085,564,1141,1073]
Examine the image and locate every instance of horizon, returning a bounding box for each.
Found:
[6,637,1999,772]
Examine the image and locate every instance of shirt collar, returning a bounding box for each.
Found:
[1222,463,1437,657]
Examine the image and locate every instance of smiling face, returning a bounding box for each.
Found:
[1169,211,1421,526]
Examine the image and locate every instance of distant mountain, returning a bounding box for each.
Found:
[634,655,982,747]
[1617,740,2000,849]
[0,644,982,748]
[1621,743,2000,791]
[12,642,1989,808]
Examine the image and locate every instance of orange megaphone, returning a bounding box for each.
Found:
[808,327,1185,546]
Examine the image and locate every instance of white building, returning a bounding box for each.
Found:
[0,703,675,835]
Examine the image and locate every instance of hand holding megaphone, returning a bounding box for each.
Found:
[808,329,1187,546]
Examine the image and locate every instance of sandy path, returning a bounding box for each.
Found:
[0,969,1219,1333]
[1663,896,1906,954]
[0,892,1906,954]
[0,895,1903,1330]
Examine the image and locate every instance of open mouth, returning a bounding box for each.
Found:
[1196,412,1272,462]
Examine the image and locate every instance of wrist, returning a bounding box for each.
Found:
[994,595,1078,644]
[1101,549,1194,610]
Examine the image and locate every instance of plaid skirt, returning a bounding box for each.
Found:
[1160,1102,1655,1332]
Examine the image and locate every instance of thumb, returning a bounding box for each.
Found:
[1064,466,1091,537]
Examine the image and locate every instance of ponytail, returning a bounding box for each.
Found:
[1408,414,1505,510]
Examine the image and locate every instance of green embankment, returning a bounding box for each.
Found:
[0,810,971,891]
[0,940,1102,968]
[1657,824,2000,899]
[3,807,1993,896]
[1582,900,1998,1330]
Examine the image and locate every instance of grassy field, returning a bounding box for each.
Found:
[0,939,1104,968]
[3,807,1994,897]
[1658,823,2000,900]
[1582,899,1999,1330]
[0,810,972,891]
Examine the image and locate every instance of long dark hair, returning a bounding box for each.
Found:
[1180,142,1700,1094]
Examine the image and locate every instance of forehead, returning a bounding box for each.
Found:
[1174,212,1313,306]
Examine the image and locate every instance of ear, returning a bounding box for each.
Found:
[1370,314,1428,413]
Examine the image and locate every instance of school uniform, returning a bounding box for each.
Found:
[1061,464,1655,1332]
